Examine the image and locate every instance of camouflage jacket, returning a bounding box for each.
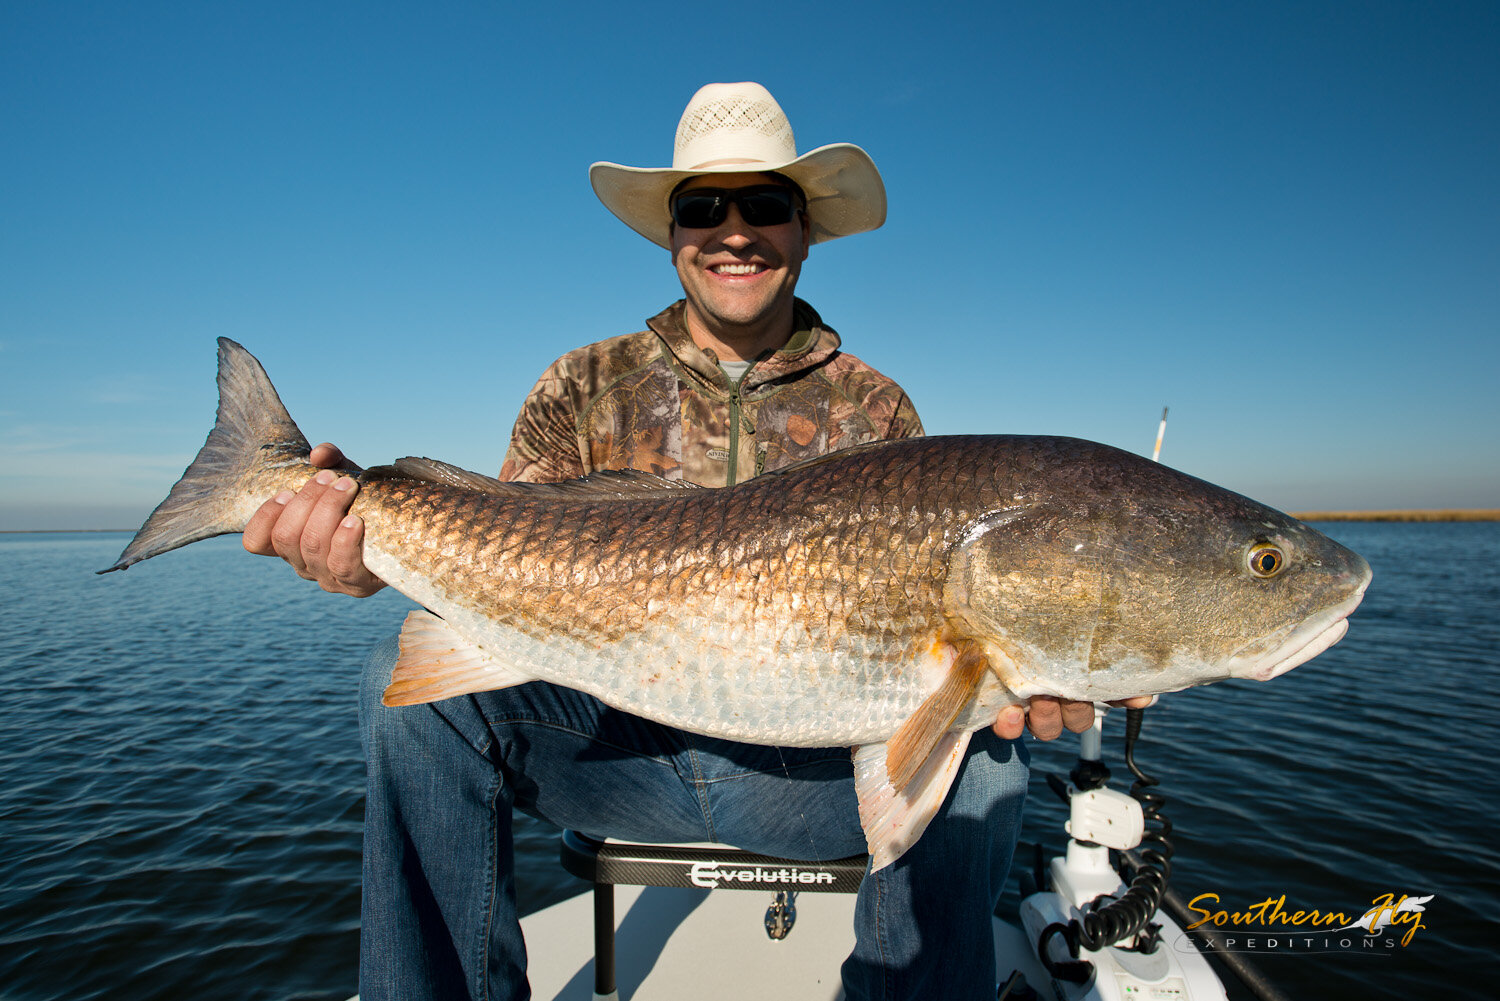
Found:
[498,299,923,487]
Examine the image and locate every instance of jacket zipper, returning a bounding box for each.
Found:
[726,382,742,486]
[725,371,760,485]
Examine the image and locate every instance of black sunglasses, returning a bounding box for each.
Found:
[670,185,801,230]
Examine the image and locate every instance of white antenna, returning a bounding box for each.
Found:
[1151,406,1169,462]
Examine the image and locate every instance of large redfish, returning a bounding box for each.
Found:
[103,339,1371,868]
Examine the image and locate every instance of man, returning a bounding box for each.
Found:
[247,82,1136,999]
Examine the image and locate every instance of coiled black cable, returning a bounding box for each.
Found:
[1070,706,1175,952]
[1123,705,1173,883]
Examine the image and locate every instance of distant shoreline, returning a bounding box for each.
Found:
[1289,509,1500,522]
[5,509,1500,533]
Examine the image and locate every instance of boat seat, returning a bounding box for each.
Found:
[559,830,868,999]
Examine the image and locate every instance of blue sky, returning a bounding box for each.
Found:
[3,1,1496,530]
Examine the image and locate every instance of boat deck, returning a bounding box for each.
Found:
[520,884,1042,1000]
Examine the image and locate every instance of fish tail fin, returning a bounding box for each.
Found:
[99,338,312,573]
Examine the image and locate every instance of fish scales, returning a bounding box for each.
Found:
[352,443,973,745]
[104,339,1371,870]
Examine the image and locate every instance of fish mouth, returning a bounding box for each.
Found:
[1231,575,1371,682]
[1252,616,1348,681]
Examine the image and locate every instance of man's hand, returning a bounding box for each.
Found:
[993,695,1158,741]
[242,442,387,597]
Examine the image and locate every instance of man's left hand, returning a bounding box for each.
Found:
[993,695,1158,741]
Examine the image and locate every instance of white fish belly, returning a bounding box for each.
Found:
[366,546,943,746]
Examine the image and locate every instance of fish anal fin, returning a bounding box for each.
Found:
[853,730,974,871]
[885,639,988,792]
[382,610,534,706]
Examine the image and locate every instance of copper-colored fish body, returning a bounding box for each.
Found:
[353,443,985,745]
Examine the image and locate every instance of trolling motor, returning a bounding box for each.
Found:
[1035,707,1172,978]
[1013,705,1228,1001]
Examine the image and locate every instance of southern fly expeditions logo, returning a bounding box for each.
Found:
[1182,891,1435,954]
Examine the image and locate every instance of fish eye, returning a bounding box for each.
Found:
[1246,541,1286,578]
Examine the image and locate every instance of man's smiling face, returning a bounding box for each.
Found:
[670,172,810,358]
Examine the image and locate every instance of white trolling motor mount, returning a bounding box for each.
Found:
[1006,706,1229,1001]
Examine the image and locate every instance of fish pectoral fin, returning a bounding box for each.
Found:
[885,640,988,792]
[852,731,974,872]
[854,640,987,870]
[382,609,534,707]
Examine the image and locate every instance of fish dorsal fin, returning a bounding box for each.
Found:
[853,731,974,871]
[884,639,989,792]
[363,457,513,492]
[363,459,703,499]
[383,609,535,706]
[548,468,703,496]
[753,438,895,480]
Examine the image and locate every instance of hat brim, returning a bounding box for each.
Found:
[590,143,887,249]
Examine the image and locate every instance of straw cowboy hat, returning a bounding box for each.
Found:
[590,82,887,249]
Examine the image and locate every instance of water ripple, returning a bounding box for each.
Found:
[2,524,1496,999]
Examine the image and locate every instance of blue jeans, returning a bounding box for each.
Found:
[358,636,1028,1000]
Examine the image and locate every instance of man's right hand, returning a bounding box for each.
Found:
[243,442,388,597]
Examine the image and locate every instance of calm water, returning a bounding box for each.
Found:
[0,524,1494,999]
